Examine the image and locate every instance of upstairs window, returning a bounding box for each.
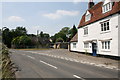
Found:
[102,2,112,13]
[84,27,88,35]
[85,11,91,22]
[101,21,110,32]
[85,14,91,22]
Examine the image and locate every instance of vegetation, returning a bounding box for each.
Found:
[2,25,77,49]
[51,25,77,43]
[0,44,16,79]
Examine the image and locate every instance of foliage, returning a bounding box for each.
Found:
[2,27,27,48]
[39,31,50,38]
[69,25,77,39]
[50,25,77,43]
[12,36,32,48]
[56,37,64,42]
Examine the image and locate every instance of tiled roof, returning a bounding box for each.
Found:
[70,33,78,42]
[78,1,120,28]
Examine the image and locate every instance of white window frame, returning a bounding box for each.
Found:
[84,42,89,48]
[101,20,110,32]
[84,27,88,35]
[73,43,76,48]
[85,14,91,22]
[102,2,112,13]
[101,41,111,50]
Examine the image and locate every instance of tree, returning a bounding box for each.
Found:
[69,25,77,40]
[40,31,44,38]
[2,28,13,48]
[13,27,27,37]
[12,36,32,48]
[2,27,27,48]
[56,37,64,42]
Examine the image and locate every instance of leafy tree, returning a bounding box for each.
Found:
[12,36,32,48]
[40,31,44,38]
[69,25,77,40]
[56,37,64,42]
[2,27,27,48]
[2,28,13,48]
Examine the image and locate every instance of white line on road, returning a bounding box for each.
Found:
[40,60,57,69]
[73,75,85,80]
[27,55,35,60]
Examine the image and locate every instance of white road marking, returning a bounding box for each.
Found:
[22,54,26,56]
[40,60,58,69]
[27,55,35,60]
[73,75,85,80]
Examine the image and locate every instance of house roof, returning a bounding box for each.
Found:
[70,33,78,42]
[78,1,120,28]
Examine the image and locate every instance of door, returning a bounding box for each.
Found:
[92,43,97,56]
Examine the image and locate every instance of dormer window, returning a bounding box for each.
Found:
[85,11,91,22]
[102,2,112,13]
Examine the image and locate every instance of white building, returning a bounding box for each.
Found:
[70,0,120,57]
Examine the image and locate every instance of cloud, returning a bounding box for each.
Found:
[8,16,25,22]
[43,10,79,19]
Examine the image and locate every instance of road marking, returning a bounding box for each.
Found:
[22,54,25,55]
[40,60,57,69]
[73,75,85,80]
[27,55,35,60]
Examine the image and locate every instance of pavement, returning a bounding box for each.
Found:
[9,49,119,79]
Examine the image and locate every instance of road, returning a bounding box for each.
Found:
[10,49,119,80]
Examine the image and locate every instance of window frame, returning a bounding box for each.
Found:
[100,20,110,32]
[102,2,112,13]
[84,27,88,35]
[101,41,111,50]
[73,42,77,48]
[84,42,89,48]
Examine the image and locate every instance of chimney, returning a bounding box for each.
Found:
[88,0,95,9]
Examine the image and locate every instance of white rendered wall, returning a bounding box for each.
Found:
[70,42,78,51]
[76,13,119,56]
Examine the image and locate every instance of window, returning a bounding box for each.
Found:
[101,41,111,50]
[101,21,110,32]
[73,43,76,48]
[84,27,88,35]
[102,2,112,13]
[85,14,91,22]
[84,42,89,48]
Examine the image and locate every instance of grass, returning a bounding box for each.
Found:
[0,44,16,79]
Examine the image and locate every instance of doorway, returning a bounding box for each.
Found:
[92,42,97,56]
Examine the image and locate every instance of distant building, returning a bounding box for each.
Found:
[70,0,120,57]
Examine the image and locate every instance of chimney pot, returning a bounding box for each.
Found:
[88,0,95,9]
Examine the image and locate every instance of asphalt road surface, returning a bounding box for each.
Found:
[10,49,119,80]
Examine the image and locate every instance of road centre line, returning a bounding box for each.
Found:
[73,75,85,80]
[27,55,35,60]
[40,60,58,69]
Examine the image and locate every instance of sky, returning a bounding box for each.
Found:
[1,0,102,36]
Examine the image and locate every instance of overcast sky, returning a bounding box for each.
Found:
[2,0,102,36]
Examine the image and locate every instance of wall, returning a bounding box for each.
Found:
[70,42,78,51]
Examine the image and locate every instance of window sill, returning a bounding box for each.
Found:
[101,50,111,52]
[83,35,88,37]
[100,31,111,34]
